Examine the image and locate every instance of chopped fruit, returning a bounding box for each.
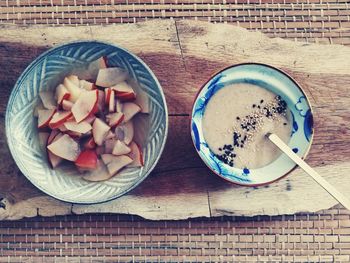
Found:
[92,118,110,146]
[47,130,60,144]
[105,88,112,105]
[48,111,73,129]
[112,140,131,156]
[75,150,98,170]
[67,75,80,86]
[86,57,108,80]
[34,103,45,117]
[84,115,96,124]
[128,141,144,167]
[111,81,134,95]
[122,102,141,122]
[38,109,56,128]
[104,139,115,154]
[115,121,134,145]
[55,84,70,105]
[105,131,115,140]
[58,125,68,132]
[116,99,123,113]
[108,112,124,128]
[38,132,50,150]
[64,121,92,134]
[47,134,80,161]
[109,90,115,112]
[106,155,133,176]
[71,90,98,123]
[79,80,96,90]
[39,91,56,109]
[62,100,73,111]
[96,67,128,87]
[135,89,149,113]
[97,90,105,112]
[33,57,146,181]
[84,136,96,149]
[47,132,64,168]
[82,161,112,182]
[63,76,82,102]
[101,154,115,165]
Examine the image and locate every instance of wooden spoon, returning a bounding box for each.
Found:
[267,132,350,210]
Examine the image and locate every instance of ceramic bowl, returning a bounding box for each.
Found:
[6,41,168,204]
[191,63,313,186]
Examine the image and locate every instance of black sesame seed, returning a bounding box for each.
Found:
[257,105,261,109]
[252,104,256,108]
[219,148,222,151]
[260,99,264,103]
[233,154,236,157]
[240,145,244,148]
[283,123,287,126]
[236,117,240,120]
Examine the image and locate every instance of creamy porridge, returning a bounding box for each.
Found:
[202,83,292,169]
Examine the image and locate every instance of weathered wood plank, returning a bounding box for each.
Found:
[0,20,349,220]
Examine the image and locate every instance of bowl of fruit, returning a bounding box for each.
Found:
[6,41,168,204]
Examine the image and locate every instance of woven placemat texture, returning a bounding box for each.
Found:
[1,0,350,262]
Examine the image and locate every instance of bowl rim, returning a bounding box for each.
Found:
[6,40,169,204]
[190,62,314,187]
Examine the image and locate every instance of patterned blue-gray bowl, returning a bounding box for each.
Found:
[191,63,313,186]
[6,41,168,204]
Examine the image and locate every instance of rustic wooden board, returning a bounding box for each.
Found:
[0,20,349,220]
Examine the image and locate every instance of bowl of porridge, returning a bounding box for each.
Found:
[191,63,314,186]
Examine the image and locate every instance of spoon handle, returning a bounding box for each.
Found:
[267,133,350,210]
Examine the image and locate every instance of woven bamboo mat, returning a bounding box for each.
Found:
[1,1,350,262]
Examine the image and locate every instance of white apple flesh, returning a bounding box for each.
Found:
[128,141,144,167]
[38,109,56,128]
[122,102,141,122]
[92,118,110,146]
[63,76,82,102]
[64,121,92,134]
[82,160,112,182]
[62,100,74,111]
[39,91,56,109]
[107,112,124,128]
[112,140,131,156]
[71,90,98,123]
[106,155,133,176]
[96,68,128,87]
[48,111,73,129]
[47,134,81,161]
[55,84,70,105]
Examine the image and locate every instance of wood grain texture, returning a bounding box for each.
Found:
[0,20,349,220]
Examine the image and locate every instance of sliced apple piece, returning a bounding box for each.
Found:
[115,120,134,145]
[118,92,136,102]
[97,90,105,112]
[105,130,115,140]
[92,118,110,146]
[62,100,73,111]
[82,160,112,182]
[71,90,98,123]
[96,67,128,88]
[64,121,92,134]
[105,88,112,105]
[67,75,80,86]
[38,109,56,128]
[104,139,115,154]
[128,141,144,167]
[55,84,70,105]
[84,115,96,124]
[47,130,60,144]
[112,140,131,156]
[48,111,73,129]
[79,80,96,91]
[135,89,149,113]
[111,81,134,95]
[122,102,141,122]
[47,134,80,161]
[85,56,108,81]
[75,150,98,170]
[84,136,96,149]
[63,76,82,102]
[109,90,115,112]
[108,112,124,128]
[58,125,68,132]
[47,132,64,168]
[101,153,115,165]
[66,130,82,138]
[106,155,133,176]
[39,91,56,109]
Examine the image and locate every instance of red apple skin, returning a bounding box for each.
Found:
[38,109,56,129]
[135,142,144,166]
[75,150,98,169]
[105,88,112,105]
[110,114,124,128]
[117,92,136,102]
[49,112,73,129]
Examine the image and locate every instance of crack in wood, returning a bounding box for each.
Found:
[174,20,187,71]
